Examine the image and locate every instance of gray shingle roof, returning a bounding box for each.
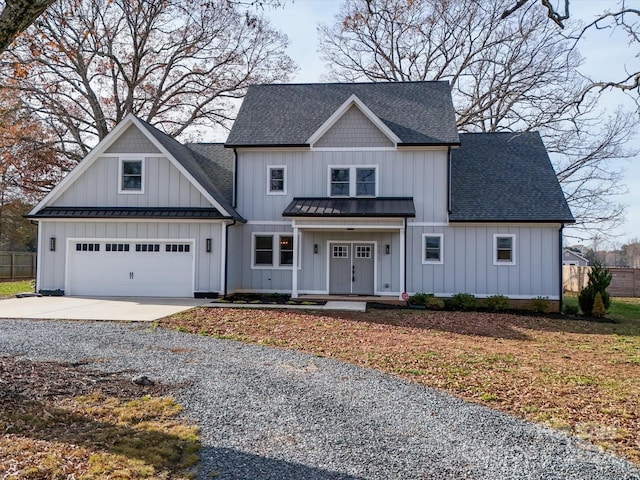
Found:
[283,197,416,217]
[185,143,234,204]
[226,82,460,147]
[136,119,244,221]
[449,132,575,223]
[28,207,227,219]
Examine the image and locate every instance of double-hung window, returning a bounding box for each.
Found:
[119,158,144,194]
[267,166,286,195]
[329,166,377,197]
[422,234,443,264]
[253,234,298,268]
[493,234,516,265]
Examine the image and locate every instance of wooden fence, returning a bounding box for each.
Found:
[563,265,640,297]
[0,252,36,280]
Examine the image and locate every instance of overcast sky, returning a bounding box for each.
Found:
[263,0,640,248]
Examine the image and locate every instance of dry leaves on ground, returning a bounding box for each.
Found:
[164,307,640,464]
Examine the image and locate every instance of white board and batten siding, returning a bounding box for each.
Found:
[52,128,211,209]
[407,224,561,299]
[37,125,229,297]
[39,221,224,296]
[235,149,449,223]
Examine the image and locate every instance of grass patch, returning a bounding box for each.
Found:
[0,357,199,479]
[163,304,640,464]
[0,279,33,297]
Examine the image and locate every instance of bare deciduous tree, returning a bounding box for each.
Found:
[319,0,638,235]
[502,0,640,100]
[1,0,296,162]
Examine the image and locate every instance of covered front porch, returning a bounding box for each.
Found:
[283,197,415,300]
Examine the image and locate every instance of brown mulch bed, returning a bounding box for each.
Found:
[163,307,640,464]
[0,356,173,403]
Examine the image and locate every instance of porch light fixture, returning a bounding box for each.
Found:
[386,244,390,254]
[205,238,212,253]
[49,237,56,252]
[314,244,318,254]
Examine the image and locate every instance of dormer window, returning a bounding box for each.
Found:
[119,158,144,194]
[329,166,377,197]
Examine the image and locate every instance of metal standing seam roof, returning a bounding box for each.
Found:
[282,197,416,218]
[449,132,575,223]
[27,207,229,219]
[226,82,460,147]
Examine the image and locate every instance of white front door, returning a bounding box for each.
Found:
[67,240,194,297]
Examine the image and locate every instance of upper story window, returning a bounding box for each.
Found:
[329,166,377,197]
[493,234,516,265]
[267,166,286,195]
[119,158,144,194]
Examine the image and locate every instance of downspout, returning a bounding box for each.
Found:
[404,217,408,293]
[447,146,452,214]
[232,148,238,208]
[559,224,564,313]
[224,219,236,298]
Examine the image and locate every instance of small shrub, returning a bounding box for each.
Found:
[529,296,550,313]
[592,291,606,317]
[444,293,477,311]
[485,294,510,312]
[562,303,580,316]
[424,296,445,310]
[578,261,612,316]
[409,292,430,306]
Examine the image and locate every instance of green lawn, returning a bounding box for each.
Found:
[0,279,34,297]
[565,295,640,323]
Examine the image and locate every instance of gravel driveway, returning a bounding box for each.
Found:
[1,319,639,480]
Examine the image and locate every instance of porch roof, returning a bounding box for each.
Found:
[283,197,416,218]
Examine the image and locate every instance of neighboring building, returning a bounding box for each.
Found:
[563,249,590,266]
[28,81,575,302]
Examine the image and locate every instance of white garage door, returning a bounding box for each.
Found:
[67,240,194,297]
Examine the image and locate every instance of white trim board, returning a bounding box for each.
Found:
[307,94,401,147]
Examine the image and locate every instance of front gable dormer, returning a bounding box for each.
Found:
[29,114,243,221]
[307,94,400,150]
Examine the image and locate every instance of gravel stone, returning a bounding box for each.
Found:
[1,318,639,480]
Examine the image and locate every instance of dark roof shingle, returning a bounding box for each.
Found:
[136,119,244,221]
[226,82,460,147]
[450,132,574,223]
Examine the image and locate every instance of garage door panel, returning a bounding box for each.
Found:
[67,240,194,297]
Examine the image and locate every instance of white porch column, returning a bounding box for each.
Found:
[399,224,406,299]
[292,225,299,298]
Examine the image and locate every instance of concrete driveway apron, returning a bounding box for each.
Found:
[0,296,209,321]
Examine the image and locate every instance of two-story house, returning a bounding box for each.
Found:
[28,81,574,307]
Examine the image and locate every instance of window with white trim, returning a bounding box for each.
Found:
[252,233,300,269]
[119,158,144,193]
[422,234,443,264]
[329,166,377,197]
[267,166,286,195]
[355,245,372,258]
[254,235,274,266]
[493,234,516,265]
